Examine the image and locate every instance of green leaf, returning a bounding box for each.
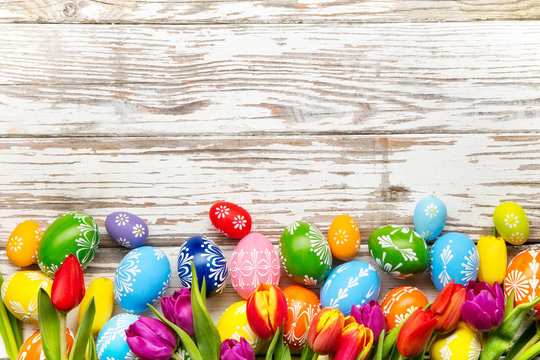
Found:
[382,321,403,358]
[516,340,540,360]
[86,336,98,360]
[69,298,95,360]
[372,331,385,360]
[266,328,282,360]
[299,343,315,360]
[506,321,539,360]
[38,288,61,360]
[505,289,516,319]
[0,273,20,360]
[279,345,292,360]
[274,328,285,360]
[8,310,22,350]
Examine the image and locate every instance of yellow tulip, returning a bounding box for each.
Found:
[78,277,114,335]
[477,236,507,285]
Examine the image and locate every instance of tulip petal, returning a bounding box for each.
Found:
[461,301,492,331]
[127,336,174,360]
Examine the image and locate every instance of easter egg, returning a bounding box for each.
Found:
[1,271,52,326]
[328,215,361,261]
[504,249,540,319]
[230,233,280,299]
[429,322,481,360]
[210,202,252,239]
[217,301,264,353]
[494,202,529,245]
[7,220,42,267]
[368,225,429,279]
[381,286,428,330]
[114,246,171,313]
[430,233,479,291]
[283,285,321,351]
[177,236,228,297]
[96,313,139,360]
[280,221,332,286]
[105,211,148,248]
[37,212,99,278]
[413,196,447,242]
[320,261,379,316]
[16,329,74,360]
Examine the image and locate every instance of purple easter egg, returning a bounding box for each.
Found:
[105,211,148,248]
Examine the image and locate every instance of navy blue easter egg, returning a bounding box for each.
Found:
[320,261,380,316]
[430,233,479,291]
[114,246,171,313]
[96,313,139,360]
[177,235,228,297]
[105,211,149,248]
[413,196,447,242]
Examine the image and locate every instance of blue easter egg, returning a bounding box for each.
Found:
[413,196,447,242]
[114,246,171,313]
[430,233,479,291]
[105,211,149,248]
[96,313,139,360]
[177,235,228,297]
[320,261,380,316]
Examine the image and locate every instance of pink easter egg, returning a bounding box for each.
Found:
[230,233,281,299]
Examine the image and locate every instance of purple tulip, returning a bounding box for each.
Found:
[461,281,505,332]
[161,288,194,337]
[220,338,255,360]
[351,300,386,343]
[125,317,177,360]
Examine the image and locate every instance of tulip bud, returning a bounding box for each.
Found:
[126,317,177,360]
[246,284,288,339]
[396,308,438,358]
[307,308,344,355]
[351,300,386,343]
[78,277,113,335]
[333,323,373,360]
[161,288,194,337]
[477,235,507,285]
[431,280,466,333]
[220,338,255,360]
[51,254,85,312]
[461,281,505,332]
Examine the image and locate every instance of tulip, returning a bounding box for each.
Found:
[246,284,288,339]
[333,323,373,360]
[477,235,507,285]
[431,280,466,333]
[220,338,255,360]
[78,277,114,335]
[51,254,85,313]
[126,317,177,360]
[461,280,505,332]
[161,288,194,337]
[307,308,344,355]
[350,300,386,343]
[396,308,438,358]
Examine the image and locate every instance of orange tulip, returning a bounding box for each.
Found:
[333,323,373,360]
[431,280,466,333]
[246,284,287,339]
[307,308,344,355]
[396,308,437,358]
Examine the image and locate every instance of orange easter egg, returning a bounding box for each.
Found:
[381,286,428,330]
[328,215,360,261]
[283,285,321,351]
[7,220,42,267]
[17,329,74,360]
[504,249,540,319]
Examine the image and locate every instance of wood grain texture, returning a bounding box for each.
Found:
[1,0,540,24]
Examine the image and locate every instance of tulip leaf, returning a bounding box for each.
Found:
[38,288,61,360]
[382,321,404,358]
[266,327,284,360]
[506,321,539,360]
[0,273,20,360]
[515,340,540,360]
[8,310,22,349]
[86,336,98,360]
[505,289,516,319]
[69,298,95,360]
[299,343,315,360]
[372,330,385,360]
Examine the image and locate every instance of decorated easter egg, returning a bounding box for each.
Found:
[97,313,139,360]
[178,236,228,297]
[114,246,171,313]
[37,212,99,278]
[230,233,280,299]
[368,225,429,279]
[429,322,481,360]
[217,301,264,353]
[504,249,540,319]
[7,220,42,267]
[105,211,148,248]
[210,202,252,239]
[328,215,361,261]
[283,285,321,351]
[320,261,379,316]
[1,271,52,326]
[494,202,529,245]
[280,221,332,286]
[430,233,479,291]
[413,196,447,242]
[16,329,74,360]
[381,286,428,330]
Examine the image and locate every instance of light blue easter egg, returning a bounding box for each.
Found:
[320,261,380,316]
[96,313,139,360]
[114,246,171,313]
[414,196,447,242]
[430,233,479,291]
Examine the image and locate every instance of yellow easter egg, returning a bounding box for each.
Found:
[216,301,264,353]
[1,271,52,326]
[7,220,42,267]
[430,322,481,360]
[328,215,360,261]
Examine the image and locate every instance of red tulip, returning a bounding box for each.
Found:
[333,323,373,360]
[307,308,344,355]
[51,254,85,312]
[246,284,287,339]
[396,308,437,358]
[431,280,466,333]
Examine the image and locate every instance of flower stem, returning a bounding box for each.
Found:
[511,334,540,360]
[58,311,68,360]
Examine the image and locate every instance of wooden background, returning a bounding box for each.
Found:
[0,0,539,358]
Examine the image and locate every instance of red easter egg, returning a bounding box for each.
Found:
[17,329,74,360]
[283,285,321,351]
[505,249,540,319]
[381,286,428,330]
[210,202,252,239]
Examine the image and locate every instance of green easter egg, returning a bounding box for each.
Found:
[368,225,429,279]
[37,212,99,278]
[280,221,332,286]
[494,202,529,245]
